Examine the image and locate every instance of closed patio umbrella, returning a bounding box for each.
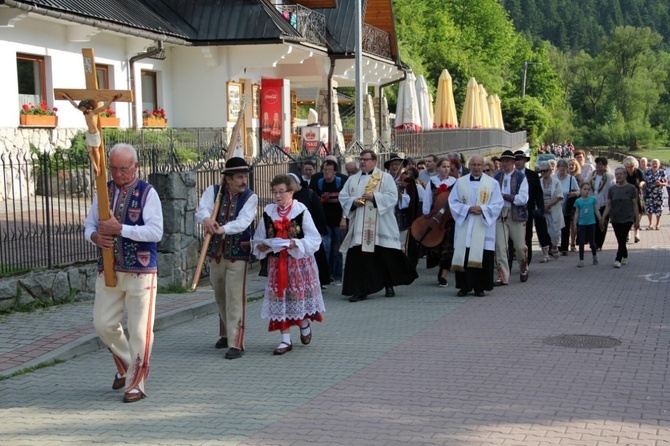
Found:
[415,75,433,130]
[487,95,499,129]
[395,71,421,132]
[460,77,481,129]
[494,95,505,130]
[478,84,491,129]
[434,69,459,128]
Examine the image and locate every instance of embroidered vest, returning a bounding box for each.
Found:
[97,179,157,273]
[263,211,304,257]
[206,186,253,260]
[495,171,528,222]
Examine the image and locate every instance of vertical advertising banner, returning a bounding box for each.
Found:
[261,79,284,147]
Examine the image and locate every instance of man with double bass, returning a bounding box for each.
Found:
[385,153,420,265]
[414,157,458,287]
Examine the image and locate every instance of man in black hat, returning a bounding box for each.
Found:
[494,150,529,284]
[385,153,420,263]
[514,150,551,267]
[195,157,258,359]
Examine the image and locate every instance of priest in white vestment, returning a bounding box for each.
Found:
[339,150,418,302]
[448,155,503,296]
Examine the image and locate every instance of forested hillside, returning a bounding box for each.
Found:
[501,0,670,53]
[392,0,670,148]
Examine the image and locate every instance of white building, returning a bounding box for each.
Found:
[0,0,405,156]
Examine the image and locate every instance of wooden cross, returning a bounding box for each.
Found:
[55,48,133,287]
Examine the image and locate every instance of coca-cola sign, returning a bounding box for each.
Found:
[264,90,279,104]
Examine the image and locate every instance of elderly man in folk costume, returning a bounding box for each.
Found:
[196,157,258,360]
[339,149,418,302]
[84,144,163,403]
[448,155,503,297]
[494,150,530,286]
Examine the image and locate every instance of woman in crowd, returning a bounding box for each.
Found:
[253,174,325,355]
[601,167,640,268]
[484,158,496,177]
[643,159,667,230]
[623,156,646,243]
[287,173,331,288]
[422,158,457,287]
[567,158,582,250]
[539,161,564,261]
[554,158,580,255]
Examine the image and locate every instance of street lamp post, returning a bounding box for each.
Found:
[521,61,541,97]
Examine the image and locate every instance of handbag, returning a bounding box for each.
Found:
[564,175,578,217]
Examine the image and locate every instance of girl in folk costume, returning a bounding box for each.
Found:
[421,158,458,287]
[253,174,325,355]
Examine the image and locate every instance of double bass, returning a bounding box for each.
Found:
[410,185,452,248]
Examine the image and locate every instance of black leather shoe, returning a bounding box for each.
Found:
[349,295,367,302]
[520,271,529,282]
[457,289,468,297]
[385,286,395,297]
[474,291,486,297]
[224,348,244,359]
[215,337,228,349]
[493,280,507,286]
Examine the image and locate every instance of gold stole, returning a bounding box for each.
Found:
[361,170,382,252]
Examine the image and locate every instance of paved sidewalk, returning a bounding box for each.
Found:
[1,219,669,445]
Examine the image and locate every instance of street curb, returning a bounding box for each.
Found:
[0,299,218,378]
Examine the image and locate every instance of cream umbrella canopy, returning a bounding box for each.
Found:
[394,71,422,132]
[460,77,482,128]
[494,95,505,130]
[434,69,459,128]
[478,84,491,128]
[487,95,500,129]
[415,75,434,130]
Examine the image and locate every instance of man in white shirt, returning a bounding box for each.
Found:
[84,143,163,403]
[196,157,258,360]
[494,150,529,285]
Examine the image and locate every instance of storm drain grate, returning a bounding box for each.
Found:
[543,334,622,349]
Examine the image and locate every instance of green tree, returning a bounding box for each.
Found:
[501,96,552,145]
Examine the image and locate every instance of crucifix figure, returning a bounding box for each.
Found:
[55,48,133,287]
[60,92,121,176]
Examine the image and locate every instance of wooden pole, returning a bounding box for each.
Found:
[191,97,249,291]
[55,48,133,287]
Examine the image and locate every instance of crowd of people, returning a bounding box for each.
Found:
[83,142,668,403]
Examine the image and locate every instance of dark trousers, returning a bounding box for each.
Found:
[560,214,572,252]
[595,206,608,249]
[577,223,597,260]
[612,222,633,262]
[525,211,551,264]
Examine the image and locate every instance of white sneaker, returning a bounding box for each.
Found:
[577,260,585,267]
[621,258,629,266]
[613,261,621,268]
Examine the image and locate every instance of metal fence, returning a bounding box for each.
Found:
[0,126,526,275]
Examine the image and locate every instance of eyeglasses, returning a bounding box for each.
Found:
[359,157,374,162]
[109,165,135,173]
[483,169,491,172]
[271,190,290,196]
[539,169,550,173]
